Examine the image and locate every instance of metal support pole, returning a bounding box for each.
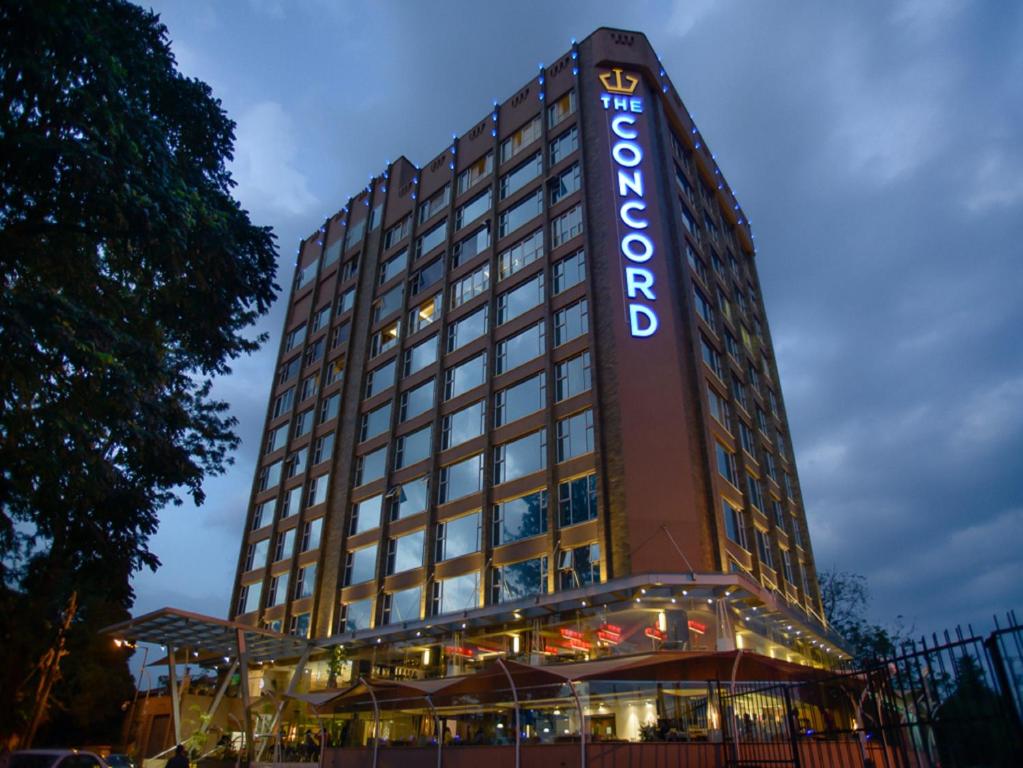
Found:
[265,647,313,755]
[200,660,239,738]
[235,629,254,765]
[166,645,182,747]
[496,658,520,768]
[567,679,585,768]
[359,677,379,768]
[423,694,441,768]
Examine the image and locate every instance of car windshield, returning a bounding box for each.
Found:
[12,755,59,768]
[107,757,131,768]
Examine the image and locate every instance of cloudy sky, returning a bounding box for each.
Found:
[133,0,1023,639]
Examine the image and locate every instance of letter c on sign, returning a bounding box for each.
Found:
[620,200,648,229]
[611,114,638,140]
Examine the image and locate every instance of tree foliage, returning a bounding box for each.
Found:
[819,569,906,663]
[0,0,278,741]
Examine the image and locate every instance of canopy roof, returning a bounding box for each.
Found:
[102,607,311,664]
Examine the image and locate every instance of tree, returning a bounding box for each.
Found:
[818,569,905,663]
[0,0,278,743]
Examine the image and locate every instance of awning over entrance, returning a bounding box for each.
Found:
[102,606,311,663]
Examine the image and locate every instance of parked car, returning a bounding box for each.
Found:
[11,750,110,768]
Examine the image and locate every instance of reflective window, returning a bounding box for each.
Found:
[443,399,486,449]
[373,284,404,323]
[556,409,594,462]
[361,402,392,441]
[549,163,581,205]
[558,474,597,527]
[445,352,487,399]
[554,299,588,345]
[496,321,545,374]
[400,378,435,421]
[553,250,585,294]
[497,271,544,324]
[245,538,269,571]
[295,563,316,599]
[415,220,448,259]
[307,474,329,506]
[551,205,583,248]
[549,125,578,165]
[404,334,438,376]
[252,499,274,530]
[383,586,422,624]
[379,248,408,284]
[341,597,374,631]
[410,256,444,294]
[493,489,548,545]
[716,443,737,485]
[370,320,400,357]
[301,518,323,551]
[387,530,425,574]
[240,582,262,614]
[447,305,488,352]
[547,90,576,128]
[337,287,356,315]
[258,460,281,492]
[265,422,289,454]
[554,351,591,401]
[499,188,543,238]
[432,571,480,615]
[284,323,306,352]
[282,485,302,518]
[385,217,410,249]
[267,574,289,607]
[351,494,383,535]
[500,152,542,200]
[436,510,481,560]
[452,225,490,268]
[356,446,387,486]
[392,475,429,521]
[456,188,492,230]
[500,116,541,163]
[451,263,490,309]
[408,293,442,333]
[494,429,546,484]
[558,543,600,589]
[365,358,396,398]
[395,425,431,469]
[418,185,450,224]
[345,544,378,585]
[498,229,543,281]
[274,528,296,562]
[458,152,493,194]
[439,453,483,502]
[494,372,546,426]
[493,556,548,603]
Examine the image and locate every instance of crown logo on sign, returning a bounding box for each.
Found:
[599,68,639,95]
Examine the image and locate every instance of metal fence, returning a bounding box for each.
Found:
[719,612,1023,768]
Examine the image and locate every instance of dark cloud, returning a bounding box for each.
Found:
[139,0,1023,635]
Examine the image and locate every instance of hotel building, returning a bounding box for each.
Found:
[229,27,845,680]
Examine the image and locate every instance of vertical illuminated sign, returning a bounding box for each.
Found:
[599,68,658,338]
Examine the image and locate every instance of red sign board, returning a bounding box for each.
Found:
[597,623,622,645]
[644,626,666,641]
[444,646,474,658]
[687,620,707,635]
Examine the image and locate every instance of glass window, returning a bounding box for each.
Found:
[240,581,262,614]
[370,319,400,357]
[252,498,275,530]
[306,474,329,507]
[694,288,714,325]
[494,429,546,484]
[439,453,483,503]
[549,163,581,206]
[267,574,289,607]
[443,399,486,449]
[361,402,392,442]
[458,152,493,194]
[258,460,281,492]
[410,256,444,295]
[272,387,294,419]
[746,473,764,511]
[313,433,334,465]
[551,205,583,248]
[392,475,429,521]
[344,218,366,250]
[558,543,600,589]
[384,217,410,249]
[723,500,748,549]
[387,530,425,574]
[351,494,383,535]
[553,250,585,294]
[319,392,340,423]
[436,510,481,561]
[547,90,576,128]
[345,544,378,585]
[738,420,755,455]
[284,324,306,353]
[495,371,545,426]
[493,556,548,603]
[373,284,404,323]
[245,538,269,571]
[701,335,726,379]
[500,115,541,163]
[356,446,387,486]
[400,378,435,421]
[415,220,448,259]
[395,425,431,469]
[341,597,374,632]
[369,203,383,231]
[324,358,344,387]
[716,442,738,486]
[452,224,490,268]
[279,486,302,520]
[278,356,301,386]
[285,447,308,479]
[554,299,588,345]
[295,563,317,599]
[300,374,318,402]
[293,408,313,438]
[265,422,289,454]
[556,409,594,462]
[450,263,490,308]
[432,571,480,615]
[301,518,323,551]
[499,187,543,238]
[445,352,487,399]
[408,293,442,333]
[291,612,312,638]
[337,287,356,315]
[496,320,545,374]
[323,238,342,268]
[500,152,542,200]
[404,334,438,376]
[383,586,422,624]
[549,125,578,165]
[497,271,544,324]
[303,337,325,368]
[498,229,543,281]
[493,489,548,545]
[418,185,450,224]
[295,259,318,293]
[559,474,597,527]
[708,385,730,428]
[312,305,332,333]
[456,188,492,230]
[447,305,488,352]
[555,351,591,402]
[274,528,296,561]
[380,248,408,284]
[341,255,360,281]
[756,528,774,569]
[365,358,396,398]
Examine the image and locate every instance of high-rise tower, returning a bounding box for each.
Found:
[230,27,842,673]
